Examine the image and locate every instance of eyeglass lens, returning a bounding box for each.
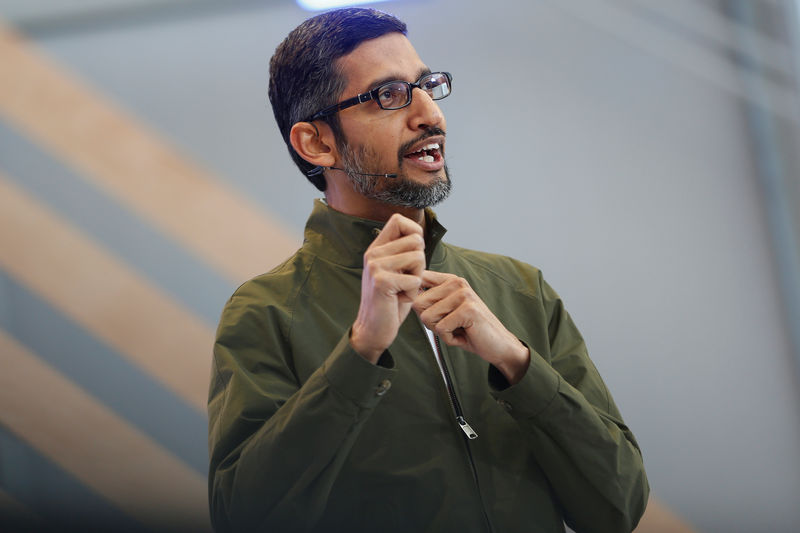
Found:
[377,73,451,110]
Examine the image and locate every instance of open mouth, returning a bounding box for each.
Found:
[404,142,442,163]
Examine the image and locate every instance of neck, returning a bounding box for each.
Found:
[324,183,426,228]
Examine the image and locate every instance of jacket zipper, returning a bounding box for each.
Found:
[432,335,478,439]
[431,333,494,533]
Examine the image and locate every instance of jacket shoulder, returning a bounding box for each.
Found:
[441,243,543,296]
[217,248,315,332]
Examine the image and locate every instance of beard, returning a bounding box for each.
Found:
[337,135,451,209]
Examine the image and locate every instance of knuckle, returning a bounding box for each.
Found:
[374,273,394,293]
[390,213,406,228]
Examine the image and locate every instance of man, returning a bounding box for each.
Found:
[208,7,648,533]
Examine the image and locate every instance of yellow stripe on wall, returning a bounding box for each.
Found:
[0,329,210,532]
[635,497,699,533]
[0,173,211,411]
[0,22,297,284]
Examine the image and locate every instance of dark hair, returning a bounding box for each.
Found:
[268,8,407,191]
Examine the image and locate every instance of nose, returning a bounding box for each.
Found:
[406,87,445,131]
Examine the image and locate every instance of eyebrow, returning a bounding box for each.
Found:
[361,66,432,94]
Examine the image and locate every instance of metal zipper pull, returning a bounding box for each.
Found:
[425,325,480,441]
[457,416,478,440]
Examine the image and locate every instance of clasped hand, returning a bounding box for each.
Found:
[350,214,530,384]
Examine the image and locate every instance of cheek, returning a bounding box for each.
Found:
[366,123,401,147]
[368,133,403,160]
[341,118,404,159]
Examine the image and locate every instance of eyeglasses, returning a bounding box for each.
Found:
[304,71,452,123]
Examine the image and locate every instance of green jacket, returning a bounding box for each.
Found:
[208,200,649,533]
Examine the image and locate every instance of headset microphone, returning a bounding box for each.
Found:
[307,166,397,179]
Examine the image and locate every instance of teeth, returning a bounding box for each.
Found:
[409,142,440,161]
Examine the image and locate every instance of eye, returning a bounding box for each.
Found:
[376,83,407,108]
[422,73,445,90]
[422,74,450,100]
[378,88,395,103]
[422,78,439,90]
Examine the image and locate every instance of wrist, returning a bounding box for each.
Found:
[350,323,383,364]
[495,342,530,386]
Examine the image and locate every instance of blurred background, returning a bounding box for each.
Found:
[1,0,799,531]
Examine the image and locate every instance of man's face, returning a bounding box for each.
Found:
[333,33,450,208]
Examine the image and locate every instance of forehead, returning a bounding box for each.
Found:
[337,32,427,93]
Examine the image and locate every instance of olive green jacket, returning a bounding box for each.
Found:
[208,200,648,533]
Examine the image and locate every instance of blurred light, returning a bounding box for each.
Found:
[297,0,392,11]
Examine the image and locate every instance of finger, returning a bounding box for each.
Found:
[369,250,426,277]
[416,290,466,327]
[438,327,468,349]
[413,273,456,314]
[416,272,470,308]
[420,269,454,289]
[435,301,476,337]
[372,213,423,246]
[373,271,423,299]
[367,233,424,259]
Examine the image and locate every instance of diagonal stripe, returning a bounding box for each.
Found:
[0,173,210,411]
[635,496,699,533]
[0,120,234,328]
[0,21,297,284]
[0,272,207,475]
[0,425,144,532]
[0,330,210,532]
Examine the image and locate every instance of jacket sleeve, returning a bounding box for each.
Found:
[489,273,649,533]
[208,290,395,532]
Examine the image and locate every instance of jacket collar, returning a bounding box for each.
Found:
[303,199,448,268]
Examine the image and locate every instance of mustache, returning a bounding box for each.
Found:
[398,127,447,159]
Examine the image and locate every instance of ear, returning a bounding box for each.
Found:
[290,121,337,169]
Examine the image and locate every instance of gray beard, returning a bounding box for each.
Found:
[339,144,451,209]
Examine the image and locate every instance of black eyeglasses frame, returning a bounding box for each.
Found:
[303,71,452,123]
